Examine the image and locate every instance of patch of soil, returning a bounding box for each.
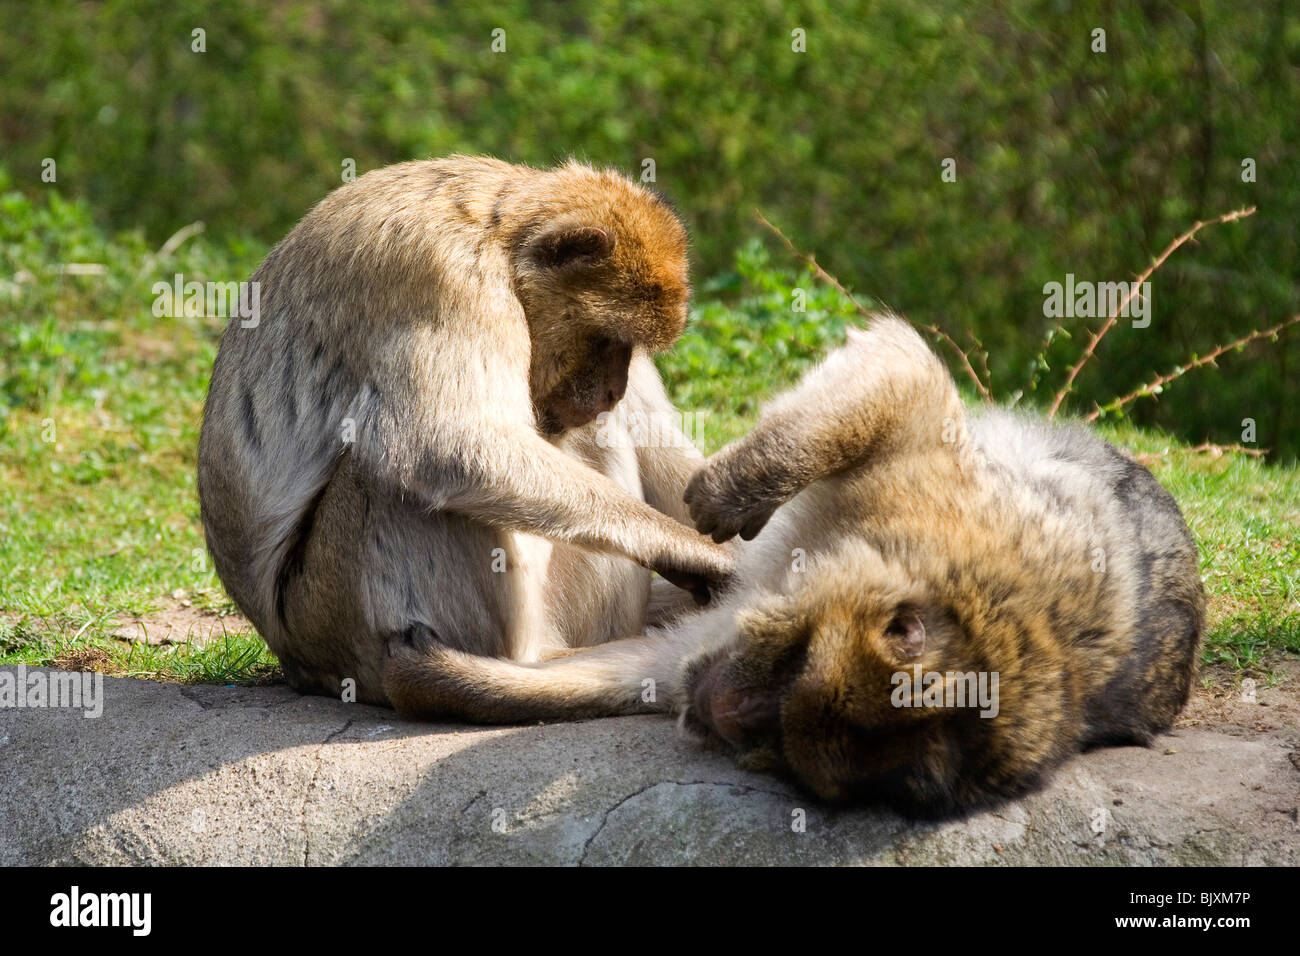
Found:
[1178,655,1300,740]
[51,646,120,674]
[108,595,254,648]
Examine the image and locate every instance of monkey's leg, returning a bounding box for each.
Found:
[381,602,739,723]
[685,314,965,542]
[271,470,555,702]
[619,351,737,625]
[540,539,653,649]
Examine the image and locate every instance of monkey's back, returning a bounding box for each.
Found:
[196,159,539,667]
[967,409,1204,744]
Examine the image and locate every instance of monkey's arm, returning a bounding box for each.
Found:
[349,319,732,600]
[619,351,739,618]
[423,425,732,601]
[622,351,706,527]
[685,315,964,542]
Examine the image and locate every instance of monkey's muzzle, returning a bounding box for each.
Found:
[688,656,782,751]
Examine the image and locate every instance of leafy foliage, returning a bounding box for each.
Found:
[1,1,1297,453]
[0,182,1294,680]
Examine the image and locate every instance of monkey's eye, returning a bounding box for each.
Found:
[765,637,810,689]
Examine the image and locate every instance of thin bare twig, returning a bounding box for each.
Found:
[754,209,872,313]
[1087,313,1300,422]
[754,209,994,402]
[1047,205,1256,419]
[967,329,993,395]
[138,220,206,276]
[921,324,994,403]
[1135,442,1267,466]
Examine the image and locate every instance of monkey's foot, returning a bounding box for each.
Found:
[384,622,442,658]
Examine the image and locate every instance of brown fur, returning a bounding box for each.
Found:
[198,156,730,709]
[381,316,1204,817]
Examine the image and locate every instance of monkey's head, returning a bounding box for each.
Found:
[682,542,1001,814]
[510,164,690,435]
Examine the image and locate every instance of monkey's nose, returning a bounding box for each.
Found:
[693,663,781,750]
[708,687,780,749]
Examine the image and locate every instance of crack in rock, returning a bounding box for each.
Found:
[301,718,355,866]
[576,779,797,866]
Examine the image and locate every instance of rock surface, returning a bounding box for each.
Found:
[1,668,1297,865]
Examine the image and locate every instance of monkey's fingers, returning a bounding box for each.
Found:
[687,496,766,543]
[683,478,730,540]
[682,465,713,520]
[655,567,715,606]
[683,459,772,543]
[689,508,738,543]
[738,506,777,541]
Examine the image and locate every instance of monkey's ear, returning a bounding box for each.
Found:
[531,224,615,269]
[884,605,926,659]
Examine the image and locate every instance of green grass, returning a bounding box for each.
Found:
[2,179,1296,685]
[1094,423,1300,672]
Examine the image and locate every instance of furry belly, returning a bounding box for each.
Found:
[544,542,651,649]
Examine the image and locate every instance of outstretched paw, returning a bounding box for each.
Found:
[684,452,782,543]
[655,565,718,606]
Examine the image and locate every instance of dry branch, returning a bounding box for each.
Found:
[1136,442,1267,465]
[754,209,994,402]
[1087,313,1300,422]
[1047,206,1255,419]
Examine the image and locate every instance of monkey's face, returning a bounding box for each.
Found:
[514,199,690,435]
[683,550,981,807]
[534,334,634,435]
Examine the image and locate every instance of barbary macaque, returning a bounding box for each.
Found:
[198,157,732,706]
[383,315,1204,817]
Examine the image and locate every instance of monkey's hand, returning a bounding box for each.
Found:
[652,541,733,606]
[656,566,718,607]
[684,441,794,543]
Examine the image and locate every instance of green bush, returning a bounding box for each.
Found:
[2,178,1296,677]
[1,1,1296,454]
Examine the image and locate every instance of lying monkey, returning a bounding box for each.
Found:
[385,315,1205,817]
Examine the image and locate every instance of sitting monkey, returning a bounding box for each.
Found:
[384,315,1205,817]
[198,157,731,708]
